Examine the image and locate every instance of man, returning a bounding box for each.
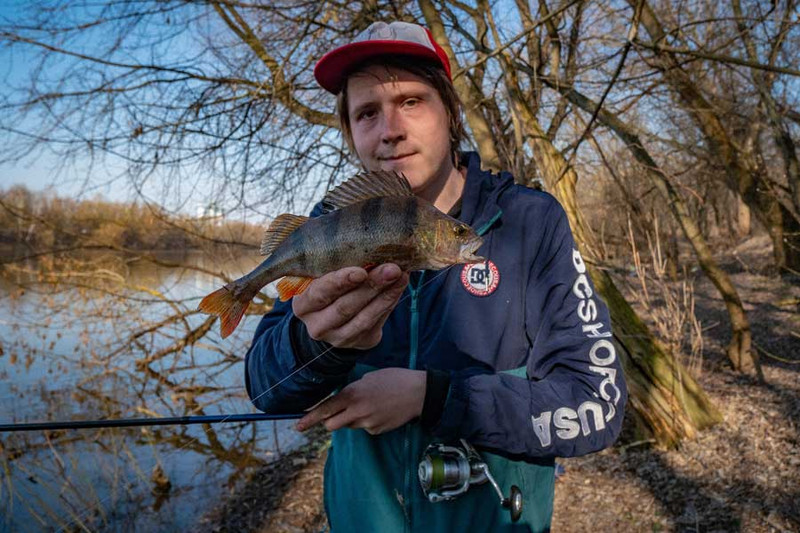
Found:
[245,21,627,532]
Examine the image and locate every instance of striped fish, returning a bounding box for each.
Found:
[198,170,484,338]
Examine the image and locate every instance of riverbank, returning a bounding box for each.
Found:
[201,235,800,532]
[199,426,329,533]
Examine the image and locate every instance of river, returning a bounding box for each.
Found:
[0,249,306,531]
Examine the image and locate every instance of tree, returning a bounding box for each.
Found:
[422,0,723,444]
[627,0,800,272]
[13,0,798,450]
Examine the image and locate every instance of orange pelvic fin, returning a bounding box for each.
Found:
[198,287,251,339]
[276,276,313,301]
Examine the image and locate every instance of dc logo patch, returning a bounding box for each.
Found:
[461,261,500,297]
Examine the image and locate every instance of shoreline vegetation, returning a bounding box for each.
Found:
[0,185,262,254]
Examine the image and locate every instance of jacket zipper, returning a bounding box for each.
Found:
[400,210,499,530]
[403,271,425,532]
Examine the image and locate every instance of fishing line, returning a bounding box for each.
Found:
[52,264,458,532]
[245,264,457,408]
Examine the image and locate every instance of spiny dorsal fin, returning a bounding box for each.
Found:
[322,170,413,211]
[260,213,309,256]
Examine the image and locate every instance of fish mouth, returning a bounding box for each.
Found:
[459,236,485,263]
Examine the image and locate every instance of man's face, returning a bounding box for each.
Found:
[346,65,454,198]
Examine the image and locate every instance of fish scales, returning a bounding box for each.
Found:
[291,197,419,275]
[198,171,484,338]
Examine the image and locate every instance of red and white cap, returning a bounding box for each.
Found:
[314,21,452,94]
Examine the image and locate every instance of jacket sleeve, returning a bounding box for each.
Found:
[244,298,355,413]
[244,203,352,414]
[431,198,627,459]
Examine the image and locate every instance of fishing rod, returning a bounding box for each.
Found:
[0,413,304,432]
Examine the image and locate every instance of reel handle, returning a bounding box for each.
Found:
[479,463,524,523]
[502,485,523,523]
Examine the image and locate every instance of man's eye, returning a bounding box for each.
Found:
[357,109,376,121]
[403,98,420,108]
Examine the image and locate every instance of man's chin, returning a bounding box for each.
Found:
[380,161,419,180]
[379,161,406,172]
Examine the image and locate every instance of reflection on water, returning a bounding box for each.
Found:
[0,250,303,531]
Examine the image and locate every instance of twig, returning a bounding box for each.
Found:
[753,340,800,364]
[620,438,656,451]
[554,0,643,188]
[632,39,800,78]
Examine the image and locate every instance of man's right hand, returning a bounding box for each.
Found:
[292,264,410,350]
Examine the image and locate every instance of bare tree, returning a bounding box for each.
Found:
[627,0,800,272]
[9,0,797,453]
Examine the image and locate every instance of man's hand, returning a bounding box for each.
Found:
[296,368,426,435]
[293,263,409,350]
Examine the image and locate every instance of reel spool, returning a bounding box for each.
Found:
[418,439,523,522]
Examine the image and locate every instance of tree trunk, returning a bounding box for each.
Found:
[779,207,800,273]
[424,0,724,445]
[630,0,799,273]
[531,122,724,444]
[737,193,751,238]
[732,0,800,224]
[540,77,760,374]
[594,265,722,446]
[501,68,722,444]
[419,0,501,172]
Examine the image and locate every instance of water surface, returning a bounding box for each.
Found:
[0,250,303,531]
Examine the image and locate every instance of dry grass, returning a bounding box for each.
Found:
[625,216,705,376]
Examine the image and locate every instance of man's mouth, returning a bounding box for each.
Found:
[379,153,414,162]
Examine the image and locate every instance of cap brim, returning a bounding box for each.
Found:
[314,41,445,94]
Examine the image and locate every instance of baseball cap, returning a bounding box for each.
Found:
[314,21,452,94]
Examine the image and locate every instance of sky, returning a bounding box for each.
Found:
[0,1,133,201]
[3,0,797,213]
[0,1,344,219]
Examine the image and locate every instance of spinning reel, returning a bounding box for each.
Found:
[418,439,523,522]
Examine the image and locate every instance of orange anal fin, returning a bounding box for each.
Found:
[276,276,313,301]
[198,287,251,339]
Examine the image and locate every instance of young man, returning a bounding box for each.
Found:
[245,21,627,532]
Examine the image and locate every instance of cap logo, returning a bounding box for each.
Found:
[354,21,435,51]
[461,260,500,297]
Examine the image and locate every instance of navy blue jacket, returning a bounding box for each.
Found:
[245,152,627,531]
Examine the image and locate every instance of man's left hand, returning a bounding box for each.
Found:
[296,368,426,435]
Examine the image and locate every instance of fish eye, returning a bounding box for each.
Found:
[453,225,468,237]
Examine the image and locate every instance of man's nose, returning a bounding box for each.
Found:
[380,108,406,144]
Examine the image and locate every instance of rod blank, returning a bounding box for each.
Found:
[0,413,304,432]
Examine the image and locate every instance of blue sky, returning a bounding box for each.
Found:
[0,1,346,218]
[0,1,130,200]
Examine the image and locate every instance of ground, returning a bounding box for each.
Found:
[201,234,800,532]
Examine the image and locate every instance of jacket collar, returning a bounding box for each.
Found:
[458,151,511,234]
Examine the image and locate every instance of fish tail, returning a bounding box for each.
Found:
[198,286,251,339]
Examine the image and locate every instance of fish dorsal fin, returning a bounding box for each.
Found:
[322,171,413,211]
[260,213,309,256]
